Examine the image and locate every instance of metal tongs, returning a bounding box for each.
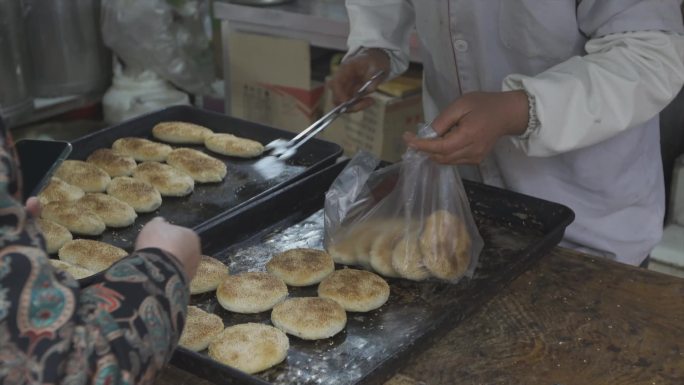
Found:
[264,70,386,160]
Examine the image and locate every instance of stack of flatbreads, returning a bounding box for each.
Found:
[328,210,473,281]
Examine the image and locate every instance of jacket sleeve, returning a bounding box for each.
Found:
[345,0,415,79]
[503,1,684,157]
[0,130,189,384]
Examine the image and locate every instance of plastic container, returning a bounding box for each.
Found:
[102,64,190,124]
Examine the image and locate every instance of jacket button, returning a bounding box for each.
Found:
[454,39,469,52]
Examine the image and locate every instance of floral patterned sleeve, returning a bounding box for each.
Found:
[0,126,189,385]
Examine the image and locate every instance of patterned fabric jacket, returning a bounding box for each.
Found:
[0,125,189,385]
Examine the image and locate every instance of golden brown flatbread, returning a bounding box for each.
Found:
[369,223,405,278]
[204,133,264,158]
[166,148,227,183]
[77,193,137,228]
[179,306,224,352]
[53,160,111,193]
[49,259,94,279]
[86,148,137,177]
[189,256,230,295]
[392,233,431,281]
[41,201,105,236]
[37,177,85,206]
[152,121,213,144]
[58,239,128,272]
[317,268,390,312]
[353,221,387,269]
[36,218,72,254]
[266,248,334,287]
[208,323,289,374]
[216,272,287,314]
[419,210,472,280]
[132,161,194,197]
[106,177,162,213]
[327,224,370,265]
[112,137,172,162]
[271,297,346,340]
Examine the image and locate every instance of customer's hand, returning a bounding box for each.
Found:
[403,91,529,165]
[328,48,390,112]
[25,197,41,218]
[135,217,202,280]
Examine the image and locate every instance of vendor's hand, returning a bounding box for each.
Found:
[26,197,41,218]
[328,48,390,112]
[403,91,529,165]
[135,217,201,280]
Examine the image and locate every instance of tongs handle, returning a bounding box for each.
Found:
[286,70,385,149]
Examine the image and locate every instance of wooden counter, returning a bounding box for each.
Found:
[155,247,684,385]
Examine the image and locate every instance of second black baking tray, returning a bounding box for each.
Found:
[67,105,342,251]
[171,161,575,385]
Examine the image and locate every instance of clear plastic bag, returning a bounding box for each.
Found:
[101,0,214,94]
[324,124,483,282]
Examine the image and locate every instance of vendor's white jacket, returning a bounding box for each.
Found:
[346,0,684,265]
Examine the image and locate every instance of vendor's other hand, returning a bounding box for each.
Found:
[135,217,201,280]
[403,91,529,165]
[26,197,41,218]
[328,48,390,113]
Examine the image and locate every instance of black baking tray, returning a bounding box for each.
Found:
[170,161,575,385]
[65,105,342,251]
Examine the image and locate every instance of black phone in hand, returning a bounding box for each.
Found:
[15,139,72,202]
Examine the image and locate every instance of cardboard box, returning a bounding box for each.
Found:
[320,84,423,163]
[228,32,324,133]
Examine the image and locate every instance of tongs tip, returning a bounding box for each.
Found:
[265,138,289,151]
[264,138,296,159]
